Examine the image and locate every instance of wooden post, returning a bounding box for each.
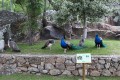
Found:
[82,63,85,80]
[76,53,91,80]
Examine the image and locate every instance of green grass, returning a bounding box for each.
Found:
[0,73,120,80]
[5,39,120,55]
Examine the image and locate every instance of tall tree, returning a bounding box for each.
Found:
[15,0,43,45]
[67,0,109,46]
[48,0,73,39]
[26,0,42,45]
[52,0,109,45]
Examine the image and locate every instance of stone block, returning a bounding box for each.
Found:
[16,57,26,64]
[90,70,100,76]
[102,70,111,76]
[66,66,76,71]
[99,59,105,64]
[45,63,54,70]
[62,70,71,75]
[71,70,79,76]
[49,69,61,75]
[56,57,65,63]
[56,63,65,70]
[65,60,75,66]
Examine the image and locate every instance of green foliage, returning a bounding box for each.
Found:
[0,0,13,10]
[104,0,120,25]
[15,0,43,34]
[26,0,43,45]
[26,0,42,16]
[14,4,24,12]
[54,1,73,26]
[15,0,27,12]
[53,0,109,28]
[26,0,43,30]
[15,0,44,44]
[49,0,64,11]
[67,0,108,22]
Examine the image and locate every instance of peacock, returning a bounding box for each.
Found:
[41,39,55,50]
[0,39,5,52]
[8,38,21,52]
[95,34,105,48]
[60,35,83,53]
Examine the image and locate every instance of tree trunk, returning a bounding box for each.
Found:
[79,11,87,46]
[28,27,34,45]
[79,21,87,46]
[2,0,4,10]
[83,22,87,39]
[27,0,39,45]
[64,22,73,40]
[6,24,12,39]
[10,0,13,12]
[42,0,47,28]
[68,22,72,40]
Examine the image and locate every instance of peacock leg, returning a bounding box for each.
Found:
[49,46,51,50]
[64,49,67,53]
[1,49,4,52]
[97,44,98,48]
[98,44,100,49]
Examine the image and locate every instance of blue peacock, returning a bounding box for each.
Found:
[95,34,106,48]
[60,35,82,53]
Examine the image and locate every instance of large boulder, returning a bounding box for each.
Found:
[0,10,25,27]
[87,22,120,39]
[41,22,83,39]
[87,22,118,31]
[87,30,117,39]
[0,10,26,50]
[87,30,106,38]
[107,15,120,26]
[41,22,120,39]
[41,26,63,39]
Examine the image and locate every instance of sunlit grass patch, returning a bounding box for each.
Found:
[5,39,120,55]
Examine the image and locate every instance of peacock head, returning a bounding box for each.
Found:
[61,35,65,39]
[95,34,99,37]
[9,38,12,41]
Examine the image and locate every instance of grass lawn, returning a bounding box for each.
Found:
[0,73,120,80]
[5,39,120,55]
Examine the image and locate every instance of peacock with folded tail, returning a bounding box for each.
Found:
[41,39,55,50]
[95,34,106,48]
[60,35,83,53]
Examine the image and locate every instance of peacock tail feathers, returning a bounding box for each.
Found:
[68,44,84,50]
[100,42,106,48]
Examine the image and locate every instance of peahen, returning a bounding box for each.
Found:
[95,34,105,48]
[41,39,55,50]
[8,38,21,52]
[60,35,82,53]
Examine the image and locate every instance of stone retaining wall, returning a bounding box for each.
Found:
[0,54,120,76]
